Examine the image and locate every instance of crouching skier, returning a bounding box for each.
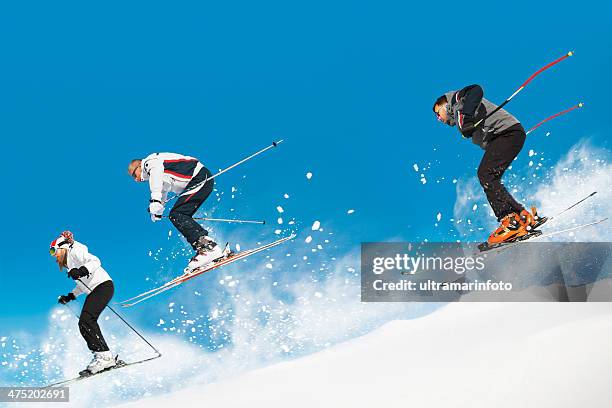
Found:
[127,152,230,273]
[433,84,546,246]
[51,231,117,375]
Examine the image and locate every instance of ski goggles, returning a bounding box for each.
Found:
[50,232,73,256]
[49,242,68,256]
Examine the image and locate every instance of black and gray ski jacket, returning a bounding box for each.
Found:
[442,85,521,149]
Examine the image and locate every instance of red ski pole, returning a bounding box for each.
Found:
[473,51,574,128]
[526,102,584,135]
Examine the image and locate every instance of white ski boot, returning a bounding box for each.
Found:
[184,236,230,273]
[81,351,116,375]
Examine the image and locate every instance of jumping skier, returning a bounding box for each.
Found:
[127,152,229,272]
[51,231,117,375]
[433,84,544,245]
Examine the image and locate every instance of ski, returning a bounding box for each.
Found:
[480,218,608,254]
[119,234,296,307]
[44,353,161,388]
[477,191,598,252]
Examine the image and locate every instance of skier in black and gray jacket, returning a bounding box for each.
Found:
[433,85,542,245]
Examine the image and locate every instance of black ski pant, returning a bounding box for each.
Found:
[79,280,114,352]
[477,124,526,221]
[169,167,214,250]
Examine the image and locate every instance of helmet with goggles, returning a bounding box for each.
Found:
[49,231,74,255]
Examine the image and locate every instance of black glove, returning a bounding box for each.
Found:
[67,266,89,280]
[58,293,76,305]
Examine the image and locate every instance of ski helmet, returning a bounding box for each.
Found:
[50,231,74,255]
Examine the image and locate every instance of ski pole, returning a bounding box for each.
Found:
[59,294,122,354]
[161,215,265,224]
[473,51,574,129]
[548,191,597,222]
[76,278,162,357]
[526,102,584,135]
[60,302,112,353]
[164,139,284,204]
[60,302,80,320]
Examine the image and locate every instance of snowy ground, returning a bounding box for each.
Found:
[121,302,612,408]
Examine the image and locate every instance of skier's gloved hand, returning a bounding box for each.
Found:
[458,113,477,138]
[68,266,89,280]
[58,293,76,305]
[148,199,164,222]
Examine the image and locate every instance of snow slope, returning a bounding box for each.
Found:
[121,302,612,408]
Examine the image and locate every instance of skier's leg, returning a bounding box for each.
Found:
[79,281,115,352]
[169,167,215,249]
[477,126,526,220]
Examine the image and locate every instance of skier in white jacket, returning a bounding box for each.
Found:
[51,231,116,375]
[127,152,229,272]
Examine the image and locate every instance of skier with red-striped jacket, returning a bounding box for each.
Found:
[433,85,545,246]
[127,153,230,272]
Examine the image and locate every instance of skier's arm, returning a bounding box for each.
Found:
[71,246,101,277]
[456,84,484,136]
[71,285,84,297]
[145,158,165,202]
[69,246,101,296]
[457,84,483,116]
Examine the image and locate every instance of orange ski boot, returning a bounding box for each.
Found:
[517,209,535,231]
[518,206,548,233]
[487,212,523,245]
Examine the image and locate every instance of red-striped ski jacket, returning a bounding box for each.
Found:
[141,152,204,201]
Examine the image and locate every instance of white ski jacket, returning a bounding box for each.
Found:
[140,153,204,202]
[67,241,112,297]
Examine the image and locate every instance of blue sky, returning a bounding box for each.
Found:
[1,1,611,334]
